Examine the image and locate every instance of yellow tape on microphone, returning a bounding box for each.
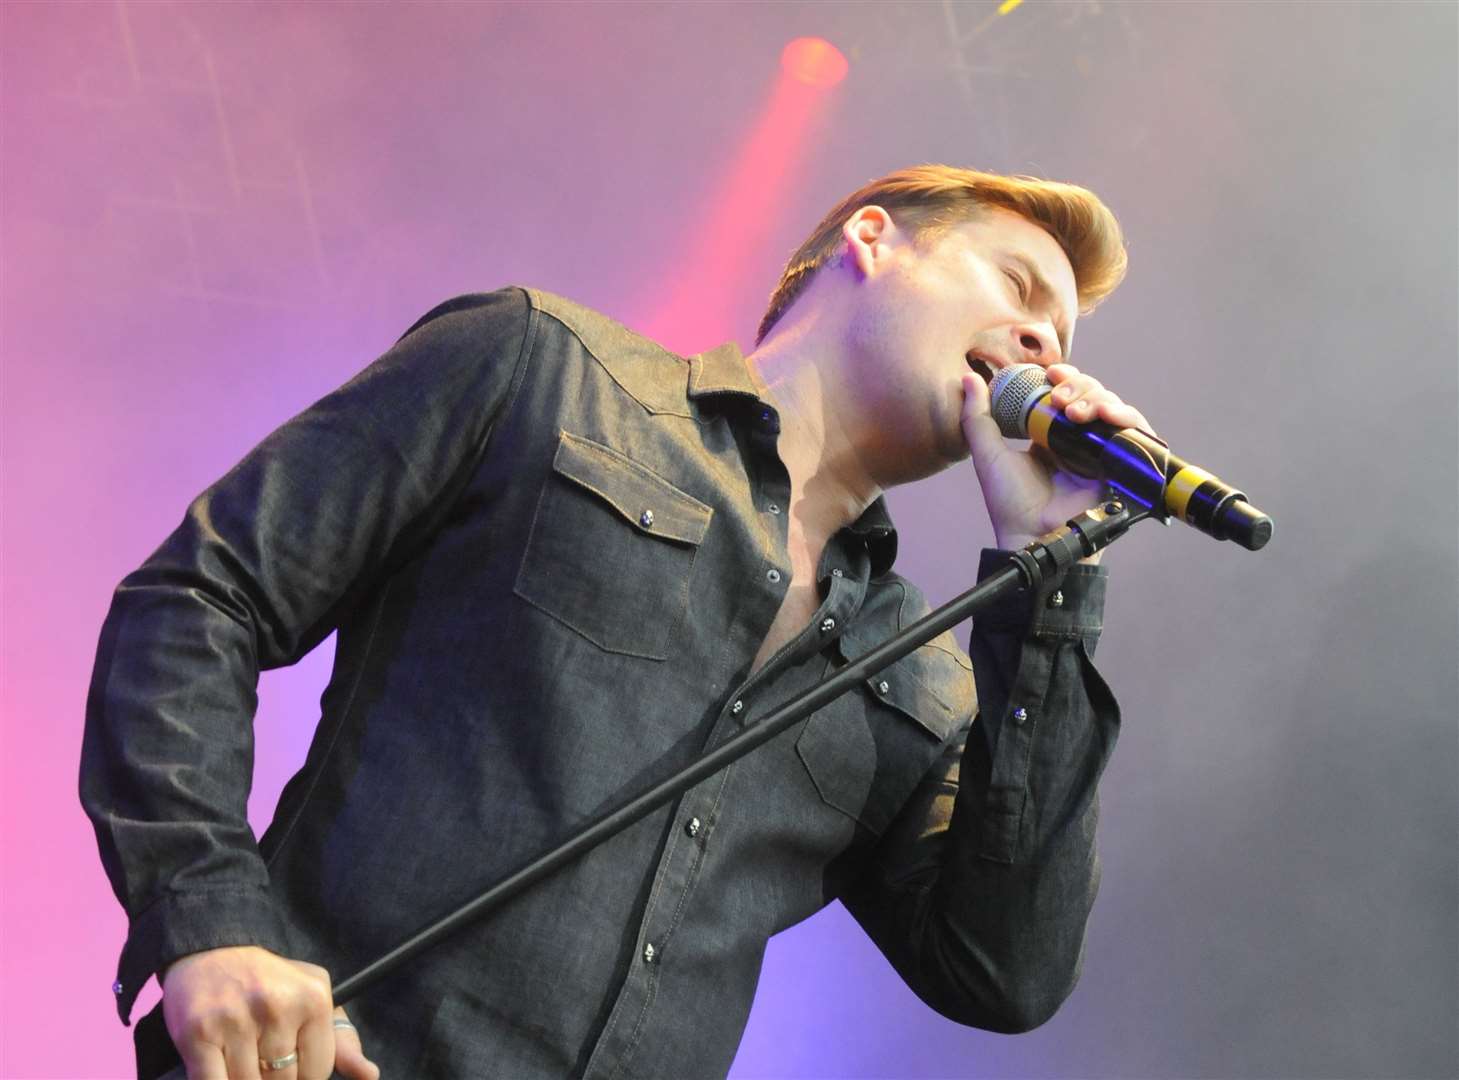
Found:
[1167,465,1216,519]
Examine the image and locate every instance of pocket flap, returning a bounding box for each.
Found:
[835,620,972,742]
[552,431,712,546]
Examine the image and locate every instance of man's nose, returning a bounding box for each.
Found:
[1011,323,1061,365]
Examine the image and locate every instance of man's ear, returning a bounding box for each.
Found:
[841,205,896,278]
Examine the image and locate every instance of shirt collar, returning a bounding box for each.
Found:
[687,342,762,401]
[844,496,898,577]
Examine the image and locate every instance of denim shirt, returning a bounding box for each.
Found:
[81,285,1120,1078]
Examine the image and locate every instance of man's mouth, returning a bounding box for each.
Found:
[966,353,996,388]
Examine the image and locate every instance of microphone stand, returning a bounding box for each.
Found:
[140,498,1151,1079]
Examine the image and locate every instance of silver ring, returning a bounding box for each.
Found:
[332,1018,357,1030]
[259,1050,299,1071]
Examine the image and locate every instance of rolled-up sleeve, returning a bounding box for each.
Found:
[840,549,1119,1034]
[79,287,534,1023]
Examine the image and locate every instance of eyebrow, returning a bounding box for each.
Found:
[1008,252,1073,359]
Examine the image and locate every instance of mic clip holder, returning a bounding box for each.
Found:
[1009,497,1153,594]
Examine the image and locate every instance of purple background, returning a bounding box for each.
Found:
[3,3,1455,1077]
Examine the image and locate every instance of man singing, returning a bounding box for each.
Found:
[83,164,1151,1079]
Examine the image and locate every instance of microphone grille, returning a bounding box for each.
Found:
[988,363,1050,438]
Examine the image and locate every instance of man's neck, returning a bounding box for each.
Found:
[745,324,883,543]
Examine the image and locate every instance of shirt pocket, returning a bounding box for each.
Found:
[795,624,964,836]
[513,430,713,660]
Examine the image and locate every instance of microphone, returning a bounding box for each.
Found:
[988,364,1273,550]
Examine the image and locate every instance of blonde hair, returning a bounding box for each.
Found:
[756,164,1127,345]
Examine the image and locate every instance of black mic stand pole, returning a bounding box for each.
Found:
[335,495,1153,1002]
[142,497,1154,1079]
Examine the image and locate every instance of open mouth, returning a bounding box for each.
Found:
[966,353,995,388]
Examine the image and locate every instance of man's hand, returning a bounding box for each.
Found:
[161,945,381,1080]
[960,363,1155,560]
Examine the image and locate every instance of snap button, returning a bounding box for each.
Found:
[643,942,657,964]
[639,509,655,528]
[1012,706,1028,725]
[686,817,702,838]
[830,568,843,578]
[767,503,781,515]
[1048,589,1064,608]
[876,680,890,695]
[766,568,781,583]
[819,617,836,633]
[730,699,744,715]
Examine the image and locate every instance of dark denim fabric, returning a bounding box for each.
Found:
[81,285,1120,1078]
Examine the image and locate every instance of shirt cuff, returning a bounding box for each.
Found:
[113,885,293,1025]
[973,548,1107,642]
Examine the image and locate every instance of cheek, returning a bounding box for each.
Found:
[845,277,912,350]
[844,325,922,400]
[844,272,972,386]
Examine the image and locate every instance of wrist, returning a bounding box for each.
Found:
[994,533,1104,566]
[993,529,1034,552]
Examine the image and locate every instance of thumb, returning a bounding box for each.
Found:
[332,1007,381,1080]
[959,372,1014,478]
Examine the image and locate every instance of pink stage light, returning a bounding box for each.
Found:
[633,39,846,354]
[780,37,848,89]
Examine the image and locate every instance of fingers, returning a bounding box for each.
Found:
[174,1014,264,1080]
[284,963,336,1080]
[252,1030,298,1080]
[176,1041,228,1080]
[331,1007,382,1080]
[225,1029,267,1079]
[234,1002,326,1080]
[959,371,1019,483]
[959,370,992,447]
[293,994,336,1080]
[1043,364,1155,434]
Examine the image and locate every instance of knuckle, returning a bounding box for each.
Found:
[178,1011,215,1042]
[300,980,333,1015]
[186,1004,246,1042]
[253,989,291,1025]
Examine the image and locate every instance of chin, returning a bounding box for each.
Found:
[911,429,970,482]
[935,406,972,465]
